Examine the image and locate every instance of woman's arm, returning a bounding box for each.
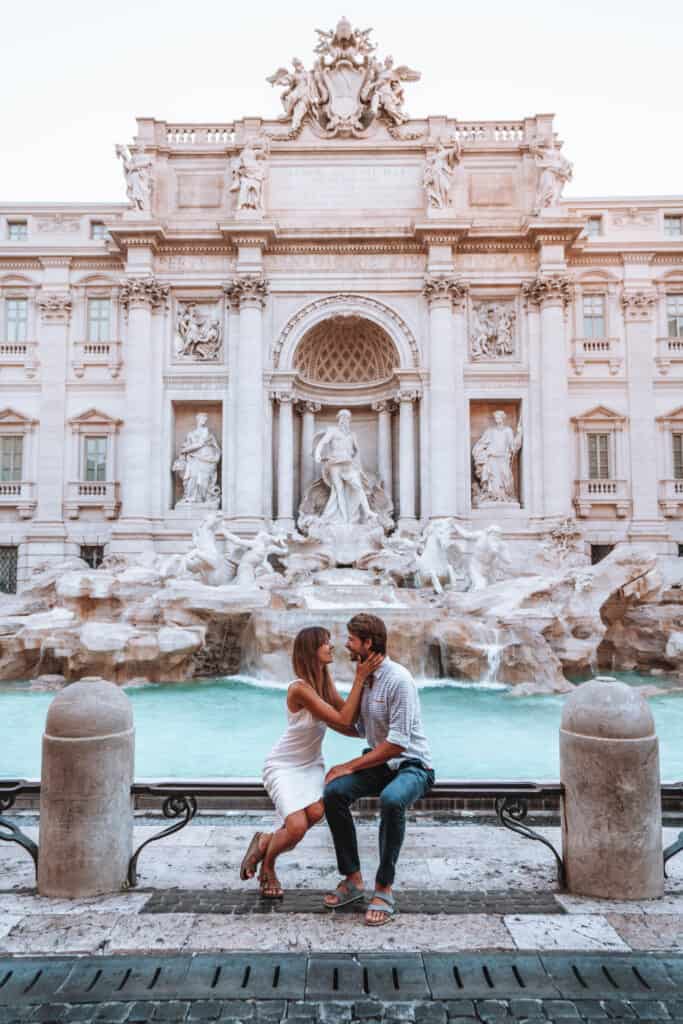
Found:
[291,654,382,730]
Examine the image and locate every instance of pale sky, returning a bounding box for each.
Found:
[2,0,682,203]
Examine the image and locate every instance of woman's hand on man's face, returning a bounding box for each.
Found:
[355,652,383,684]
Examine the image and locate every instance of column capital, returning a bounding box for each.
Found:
[522,274,573,309]
[395,389,420,404]
[621,289,657,322]
[223,274,269,310]
[38,291,72,323]
[423,274,468,309]
[119,276,169,312]
[271,390,294,404]
[372,399,396,413]
[297,400,321,414]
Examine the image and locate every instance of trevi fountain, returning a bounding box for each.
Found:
[2,18,683,778]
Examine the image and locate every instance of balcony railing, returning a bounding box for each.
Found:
[574,478,631,518]
[571,337,623,376]
[0,481,36,518]
[656,337,683,375]
[659,479,683,517]
[64,480,120,519]
[71,339,122,379]
[0,340,38,378]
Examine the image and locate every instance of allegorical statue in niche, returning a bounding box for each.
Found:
[298,408,394,537]
[472,410,522,504]
[531,141,573,213]
[313,409,378,525]
[423,135,461,209]
[173,413,222,506]
[229,136,269,212]
[115,143,153,212]
[176,304,222,361]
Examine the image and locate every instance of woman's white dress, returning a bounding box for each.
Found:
[262,686,326,821]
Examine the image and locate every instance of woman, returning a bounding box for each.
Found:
[239,625,381,898]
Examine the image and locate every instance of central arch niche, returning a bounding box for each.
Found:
[294,315,398,385]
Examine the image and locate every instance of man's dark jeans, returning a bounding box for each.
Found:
[323,759,435,887]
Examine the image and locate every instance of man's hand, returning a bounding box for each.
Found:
[325,762,353,785]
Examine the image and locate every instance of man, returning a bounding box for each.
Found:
[323,613,434,926]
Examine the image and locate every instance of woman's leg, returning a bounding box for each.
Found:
[260,809,310,895]
[305,800,325,828]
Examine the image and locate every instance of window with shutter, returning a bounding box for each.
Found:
[673,433,683,480]
[588,433,610,479]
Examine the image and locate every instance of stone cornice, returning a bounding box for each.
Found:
[223,274,269,309]
[106,224,166,254]
[37,291,72,322]
[621,290,657,322]
[39,256,72,269]
[119,276,170,311]
[266,242,424,255]
[522,274,573,308]
[218,223,278,248]
[423,274,469,308]
[622,252,655,265]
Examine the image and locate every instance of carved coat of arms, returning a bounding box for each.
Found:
[267,17,420,139]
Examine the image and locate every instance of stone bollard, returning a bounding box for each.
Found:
[38,677,134,897]
[560,676,663,899]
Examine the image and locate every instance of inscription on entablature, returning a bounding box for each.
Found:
[270,163,422,211]
[456,252,535,271]
[157,254,233,272]
[176,173,224,208]
[468,172,516,207]
[266,252,425,272]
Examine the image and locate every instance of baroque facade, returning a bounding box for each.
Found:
[1,18,683,590]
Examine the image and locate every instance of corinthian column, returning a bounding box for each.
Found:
[423,275,468,519]
[372,400,394,503]
[223,275,268,530]
[622,290,659,526]
[523,275,572,518]
[397,390,419,528]
[119,277,169,523]
[35,291,72,528]
[273,392,294,529]
[299,401,320,499]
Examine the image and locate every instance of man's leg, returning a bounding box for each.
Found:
[368,763,434,923]
[323,765,391,902]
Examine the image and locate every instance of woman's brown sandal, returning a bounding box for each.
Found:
[259,869,284,899]
[239,831,265,881]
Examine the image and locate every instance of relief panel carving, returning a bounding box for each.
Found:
[469,302,517,360]
[175,302,223,361]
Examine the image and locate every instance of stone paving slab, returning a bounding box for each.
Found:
[503,916,630,953]
[606,914,683,951]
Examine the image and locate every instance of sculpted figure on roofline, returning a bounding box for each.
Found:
[267,17,420,138]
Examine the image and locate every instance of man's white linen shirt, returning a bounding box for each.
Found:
[354,656,433,771]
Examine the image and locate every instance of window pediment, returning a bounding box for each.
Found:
[0,407,37,430]
[68,408,122,434]
[572,405,627,430]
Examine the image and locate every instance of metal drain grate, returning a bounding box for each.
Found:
[1,953,682,1005]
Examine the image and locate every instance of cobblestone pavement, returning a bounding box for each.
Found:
[2,820,683,955]
[2,952,683,1024]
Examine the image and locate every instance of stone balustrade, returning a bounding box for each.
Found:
[452,121,526,144]
[574,478,631,518]
[659,479,683,517]
[161,123,236,147]
[0,339,38,377]
[655,337,683,375]
[570,336,623,376]
[64,480,120,520]
[71,339,123,379]
[0,481,36,519]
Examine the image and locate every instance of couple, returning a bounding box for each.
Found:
[239,613,434,926]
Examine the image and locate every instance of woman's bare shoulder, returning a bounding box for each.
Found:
[286,679,308,711]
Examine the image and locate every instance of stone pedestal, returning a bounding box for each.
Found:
[560,676,663,899]
[38,678,134,897]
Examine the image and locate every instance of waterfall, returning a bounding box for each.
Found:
[482,629,502,684]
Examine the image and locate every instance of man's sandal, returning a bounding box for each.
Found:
[323,879,365,908]
[239,831,265,881]
[259,869,284,899]
[365,891,396,927]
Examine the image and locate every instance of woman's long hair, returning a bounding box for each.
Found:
[292,626,334,703]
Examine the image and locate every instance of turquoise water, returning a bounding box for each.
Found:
[2,675,683,782]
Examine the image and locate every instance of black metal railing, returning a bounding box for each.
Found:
[3,778,683,889]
